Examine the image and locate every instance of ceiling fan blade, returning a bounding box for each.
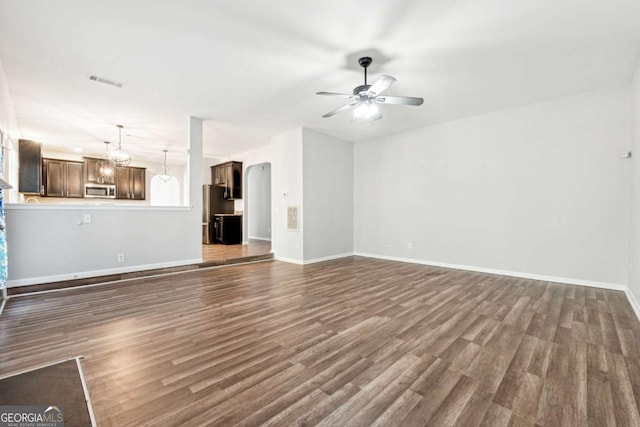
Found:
[322,101,359,118]
[367,75,396,96]
[316,91,353,98]
[376,95,424,106]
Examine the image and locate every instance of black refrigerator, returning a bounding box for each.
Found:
[202,185,234,244]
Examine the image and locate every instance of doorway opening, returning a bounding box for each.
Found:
[245,162,271,244]
[201,162,272,263]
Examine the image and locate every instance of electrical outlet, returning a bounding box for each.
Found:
[386,241,391,247]
[117,253,125,263]
[83,214,92,224]
[408,242,413,249]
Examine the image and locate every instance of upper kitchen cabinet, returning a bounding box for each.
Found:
[116,166,146,200]
[84,157,115,185]
[211,161,242,199]
[41,158,84,198]
[212,164,226,186]
[18,139,42,194]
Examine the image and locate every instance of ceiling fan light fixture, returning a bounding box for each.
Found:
[317,56,423,121]
[108,124,131,167]
[352,100,382,124]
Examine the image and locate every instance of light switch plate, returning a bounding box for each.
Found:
[83,214,92,224]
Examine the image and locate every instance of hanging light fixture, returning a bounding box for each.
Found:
[351,99,383,124]
[158,150,172,182]
[99,141,114,177]
[108,124,131,167]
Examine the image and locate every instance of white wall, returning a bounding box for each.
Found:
[269,128,353,263]
[355,86,632,285]
[0,61,17,138]
[629,61,640,302]
[302,129,353,261]
[202,156,223,185]
[5,205,198,286]
[247,163,271,240]
[150,176,181,206]
[0,60,19,203]
[187,116,204,257]
[271,128,303,262]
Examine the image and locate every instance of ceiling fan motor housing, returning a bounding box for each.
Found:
[358,57,373,68]
[353,85,372,96]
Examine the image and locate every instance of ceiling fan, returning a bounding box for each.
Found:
[317,56,424,123]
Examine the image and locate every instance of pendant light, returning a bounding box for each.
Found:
[158,150,172,182]
[99,141,114,177]
[108,124,131,167]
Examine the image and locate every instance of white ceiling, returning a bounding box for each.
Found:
[0,0,639,163]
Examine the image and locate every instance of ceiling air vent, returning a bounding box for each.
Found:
[89,75,123,88]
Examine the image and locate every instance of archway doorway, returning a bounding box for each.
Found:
[245,162,271,245]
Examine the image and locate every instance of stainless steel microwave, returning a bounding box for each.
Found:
[84,183,116,199]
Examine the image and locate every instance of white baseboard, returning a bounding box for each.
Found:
[7,258,203,288]
[624,288,640,322]
[353,252,626,291]
[274,256,304,265]
[248,236,272,242]
[274,252,354,266]
[302,252,355,265]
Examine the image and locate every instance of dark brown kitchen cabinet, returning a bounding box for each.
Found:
[130,168,146,199]
[213,214,242,244]
[41,158,84,198]
[116,166,146,200]
[18,139,42,194]
[211,161,242,199]
[66,162,85,197]
[84,157,115,184]
[212,164,226,186]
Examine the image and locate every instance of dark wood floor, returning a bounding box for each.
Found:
[2,256,640,426]
[202,240,271,261]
